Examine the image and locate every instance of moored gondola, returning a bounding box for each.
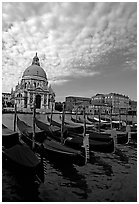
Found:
[2,124,43,183]
[47,115,84,134]
[16,116,46,143]
[2,124,19,148]
[35,117,115,153]
[47,115,128,145]
[17,116,86,166]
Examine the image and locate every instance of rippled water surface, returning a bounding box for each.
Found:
[2,114,137,202]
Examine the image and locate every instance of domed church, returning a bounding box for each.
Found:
[12,53,55,113]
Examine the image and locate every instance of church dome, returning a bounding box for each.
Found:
[22,53,47,79]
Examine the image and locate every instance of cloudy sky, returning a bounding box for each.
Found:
[2,2,137,101]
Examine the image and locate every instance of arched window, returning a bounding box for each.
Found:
[35,95,41,109]
[34,82,36,88]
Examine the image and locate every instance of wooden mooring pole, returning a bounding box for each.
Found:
[14,103,17,132]
[32,102,36,150]
[50,102,54,126]
[83,106,86,138]
[83,106,89,164]
[110,105,113,130]
[61,103,65,144]
[98,107,101,133]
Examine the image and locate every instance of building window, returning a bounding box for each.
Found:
[30,93,33,104]
[44,95,47,104]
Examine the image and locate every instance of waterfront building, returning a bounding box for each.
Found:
[11,53,55,113]
[66,93,130,115]
[105,93,129,114]
[91,94,109,115]
[92,93,129,115]
[91,102,111,115]
[91,94,105,104]
[65,96,92,113]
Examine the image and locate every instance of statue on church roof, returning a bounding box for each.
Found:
[32,52,40,66]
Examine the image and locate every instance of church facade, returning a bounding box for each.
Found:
[11,53,55,113]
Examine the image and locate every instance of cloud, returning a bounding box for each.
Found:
[2,2,137,92]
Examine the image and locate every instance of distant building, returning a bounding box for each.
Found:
[65,96,91,113]
[65,93,130,115]
[11,53,55,113]
[2,93,12,108]
[91,93,129,114]
[105,93,129,114]
[91,94,110,115]
[92,94,105,104]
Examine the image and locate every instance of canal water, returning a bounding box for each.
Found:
[2,113,137,202]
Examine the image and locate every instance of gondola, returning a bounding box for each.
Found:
[119,125,137,140]
[48,116,128,145]
[87,116,98,123]
[78,116,93,125]
[87,116,123,129]
[91,129,129,144]
[17,117,86,166]
[100,116,111,122]
[70,116,94,130]
[59,115,83,127]
[35,116,67,139]
[2,124,19,148]
[16,116,46,143]
[71,116,83,124]
[35,118,115,153]
[47,115,84,134]
[2,124,43,183]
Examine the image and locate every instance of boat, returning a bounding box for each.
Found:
[2,125,43,183]
[87,116,110,126]
[87,116,98,123]
[17,117,86,166]
[87,115,125,130]
[97,129,128,144]
[16,116,46,143]
[78,116,93,125]
[35,117,67,140]
[70,116,94,130]
[71,115,83,124]
[47,115,84,134]
[35,118,115,153]
[100,116,111,122]
[119,125,137,140]
[2,124,19,148]
[48,115,128,145]
[68,120,128,145]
